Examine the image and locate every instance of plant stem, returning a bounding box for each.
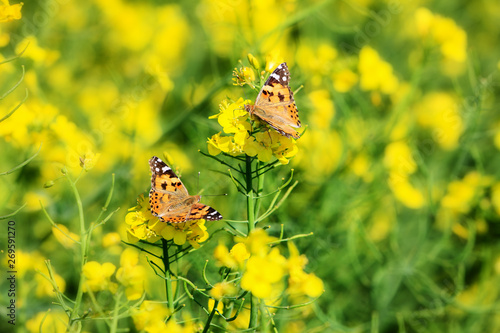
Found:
[66,173,87,332]
[162,239,175,314]
[246,155,255,234]
[202,300,220,333]
[245,155,258,329]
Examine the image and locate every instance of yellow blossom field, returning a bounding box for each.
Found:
[1,0,500,332]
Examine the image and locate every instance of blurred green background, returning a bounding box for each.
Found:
[2,0,500,331]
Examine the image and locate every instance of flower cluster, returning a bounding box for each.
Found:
[125,194,209,248]
[82,248,147,300]
[132,301,200,332]
[0,0,22,23]
[214,229,324,301]
[208,97,298,164]
[384,140,425,209]
[415,7,467,75]
[436,171,493,239]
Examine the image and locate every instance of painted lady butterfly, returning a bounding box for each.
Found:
[245,62,302,139]
[149,156,223,223]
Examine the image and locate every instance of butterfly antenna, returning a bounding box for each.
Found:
[293,84,304,95]
[197,171,200,194]
[203,193,228,197]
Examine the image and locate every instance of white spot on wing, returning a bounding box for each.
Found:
[270,73,280,81]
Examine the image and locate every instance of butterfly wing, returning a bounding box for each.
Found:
[148,156,223,223]
[149,156,189,217]
[250,63,301,139]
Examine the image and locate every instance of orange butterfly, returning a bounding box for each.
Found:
[149,156,223,223]
[244,62,302,139]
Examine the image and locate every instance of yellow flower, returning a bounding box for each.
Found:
[15,36,60,66]
[26,310,68,333]
[102,232,121,248]
[383,141,417,176]
[82,261,117,293]
[388,173,425,209]
[233,66,256,87]
[160,220,209,248]
[332,69,358,93]
[241,248,287,299]
[492,182,500,216]
[208,298,225,314]
[214,242,250,268]
[126,195,162,243]
[286,243,324,299]
[295,130,343,180]
[414,92,464,150]
[132,301,171,332]
[236,229,277,256]
[247,53,260,70]
[116,248,147,300]
[35,270,66,298]
[0,0,22,22]
[217,98,251,134]
[441,171,492,215]
[308,90,335,130]
[358,46,399,94]
[52,224,80,249]
[208,96,299,164]
[349,152,373,183]
[414,8,467,76]
[210,282,237,300]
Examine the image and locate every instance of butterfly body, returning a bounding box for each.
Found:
[149,156,223,223]
[244,62,301,139]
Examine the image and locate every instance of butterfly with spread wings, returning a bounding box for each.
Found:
[148,156,223,223]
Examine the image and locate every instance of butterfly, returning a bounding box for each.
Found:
[148,156,223,223]
[244,62,302,139]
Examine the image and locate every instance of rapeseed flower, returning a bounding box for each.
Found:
[126,193,209,248]
[384,141,425,209]
[240,248,287,299]
[132,301,170,332]
[208,94,299,164]
[332,69,358,93]
[210,281,237,300]
[26,310,68,333]
[358,46,399,95]
[133,301,200,333]
[492,182,500,216]
[414,92,464,150]
[82,261,117,293]
[116,248,147,300]
[52,224,80,249]
[214,242,250,269]
[0,0,22,22]
[440,172,492,215]
[35,269,66,298]
[286,243,324,299]
[436,172,492,239]
[415,7,467,76]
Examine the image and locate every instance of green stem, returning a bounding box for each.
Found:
[110,291,121,333]
[162,239,175,314]
[255,161,264,220]
[202,299,220,333]
[246,155,255,234]
[66,173,87,332]
[245,155,258,330]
